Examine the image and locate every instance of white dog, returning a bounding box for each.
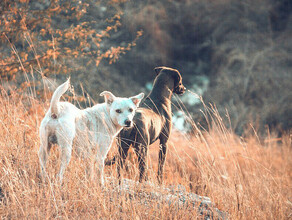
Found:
[38,78,144,184]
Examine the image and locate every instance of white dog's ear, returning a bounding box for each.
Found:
[130,93,144,107]
[100,91,116,105]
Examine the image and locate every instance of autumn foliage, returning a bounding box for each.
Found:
[0,0,141,92]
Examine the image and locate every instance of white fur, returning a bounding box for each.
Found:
[38,78,144,184]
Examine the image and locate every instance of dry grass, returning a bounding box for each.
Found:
[0,84,291,219]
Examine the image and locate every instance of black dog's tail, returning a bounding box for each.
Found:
[104,156,117,166]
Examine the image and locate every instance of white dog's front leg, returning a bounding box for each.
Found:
[96,136,113,185]
[95,157,105,185]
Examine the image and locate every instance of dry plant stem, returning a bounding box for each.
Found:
[0,79,290,218]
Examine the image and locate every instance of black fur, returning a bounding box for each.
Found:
[108,67,185,184]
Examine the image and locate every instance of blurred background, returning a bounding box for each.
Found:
[1,0,291,135]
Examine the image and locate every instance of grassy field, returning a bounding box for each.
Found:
[0,84,291,219]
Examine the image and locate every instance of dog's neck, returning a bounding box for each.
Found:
[92,104,122,137]
[148,74,175,102]
[149,84,172,100]
[104,105,124,136]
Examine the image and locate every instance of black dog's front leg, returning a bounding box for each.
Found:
[158,142,167,184]
[117,137,131,184]
[135,144,148,182]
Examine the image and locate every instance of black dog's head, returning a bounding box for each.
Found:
[154,66,186,95]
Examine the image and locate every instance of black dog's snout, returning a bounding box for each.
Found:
[174,85,186,95]
[125,120,132,127]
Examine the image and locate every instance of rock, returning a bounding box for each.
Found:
[106,178,228,219]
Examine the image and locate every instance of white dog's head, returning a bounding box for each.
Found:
[100,91,144,128]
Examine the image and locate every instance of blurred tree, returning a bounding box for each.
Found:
[0,0,141,92]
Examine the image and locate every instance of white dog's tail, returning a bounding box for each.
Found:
[50,78,70,118]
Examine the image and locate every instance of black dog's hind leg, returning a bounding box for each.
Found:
[157,137,168,184]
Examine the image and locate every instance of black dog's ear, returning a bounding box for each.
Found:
[154,67,164,75]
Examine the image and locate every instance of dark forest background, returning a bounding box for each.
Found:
[1,0,291,135]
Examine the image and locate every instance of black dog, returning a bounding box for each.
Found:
[107,67,185,183]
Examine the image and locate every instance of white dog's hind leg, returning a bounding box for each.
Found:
[39,128,49,181]
[56,131,74,184]
[39,145,48,180]
[58,144,72,184]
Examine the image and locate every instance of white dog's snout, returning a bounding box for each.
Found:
[125,119,132,127]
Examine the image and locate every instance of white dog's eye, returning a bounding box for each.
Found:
[129,108,133,112]
[116,109,122,113]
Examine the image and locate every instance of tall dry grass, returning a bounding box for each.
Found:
[0,81,291,219]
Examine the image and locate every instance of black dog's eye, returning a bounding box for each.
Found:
[116,109,122,113]
[129,108,133,112]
